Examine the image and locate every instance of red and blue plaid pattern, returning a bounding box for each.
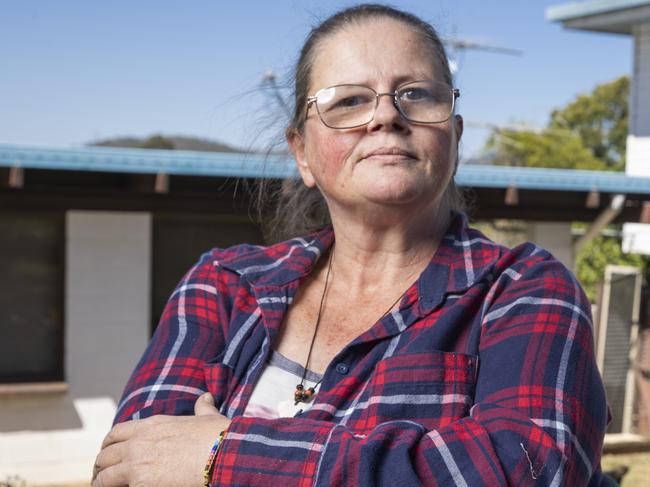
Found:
[115,213,609,486]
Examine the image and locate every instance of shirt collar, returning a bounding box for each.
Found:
[415,212,501,315]
[217,226,335,288]
[218,212,501,306]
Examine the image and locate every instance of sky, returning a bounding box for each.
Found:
[0,0,634,161]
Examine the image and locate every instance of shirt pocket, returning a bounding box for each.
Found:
[357,350,477,431]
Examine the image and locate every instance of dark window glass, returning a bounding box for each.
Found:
[152,215,262,333]
[0,212,64,382]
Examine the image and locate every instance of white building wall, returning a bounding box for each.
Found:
[526,221,574,269]
[0,211,151,485]
[65,211,151,401]
[624,22,650,254]
[627,22,650,177]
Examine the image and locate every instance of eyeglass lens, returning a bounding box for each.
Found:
[314,81,454,128]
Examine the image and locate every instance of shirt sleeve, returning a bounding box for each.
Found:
[211,255,609,486]
[113,250,228,423]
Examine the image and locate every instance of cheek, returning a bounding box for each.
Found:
[306,131,356,182]
[422,129,456,170]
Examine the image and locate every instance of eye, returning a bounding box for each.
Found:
[331,94,373,109]
[399,87,434,102]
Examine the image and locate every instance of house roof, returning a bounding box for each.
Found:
[547,0,650,33]
[1,144,649,223]
[1,143,649,195]
[0,144,293,179]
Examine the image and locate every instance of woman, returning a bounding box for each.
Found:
[93,4,609,486]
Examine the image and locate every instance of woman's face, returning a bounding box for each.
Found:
[289,18,462,216]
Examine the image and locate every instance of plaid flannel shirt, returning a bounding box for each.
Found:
[115,213,609,486]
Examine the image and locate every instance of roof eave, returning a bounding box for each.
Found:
[547,1,650,34]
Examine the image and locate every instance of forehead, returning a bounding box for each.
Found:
[309,17,442,90]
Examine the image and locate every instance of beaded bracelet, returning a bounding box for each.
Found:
[203,429,226,487]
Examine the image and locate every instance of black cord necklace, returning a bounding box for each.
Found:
[293,247,411,405]
[294,247,333,405]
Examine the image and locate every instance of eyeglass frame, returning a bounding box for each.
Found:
[305,80,460,129]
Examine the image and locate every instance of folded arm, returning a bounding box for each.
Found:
[210,258,608,486]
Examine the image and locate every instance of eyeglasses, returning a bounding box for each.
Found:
[306,80,459,129]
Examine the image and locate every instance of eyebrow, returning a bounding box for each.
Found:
[326,73,441,89]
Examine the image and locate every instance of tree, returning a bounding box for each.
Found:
[575,234,649,302]
[483,76,649,301]
[486,127,607,170]
[550,76,628,171]
[486,76,629,171]
[139,135,175,150]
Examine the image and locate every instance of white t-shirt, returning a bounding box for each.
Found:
[242,350,323,419]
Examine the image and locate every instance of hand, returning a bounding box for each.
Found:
[92,393,230,487]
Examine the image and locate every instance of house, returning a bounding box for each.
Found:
[548,0,650,253]
[1,141,649,482]
[548,0,650,438]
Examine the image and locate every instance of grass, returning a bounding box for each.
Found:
[602,452,650,487]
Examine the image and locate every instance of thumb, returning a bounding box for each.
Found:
[194,392,220,416]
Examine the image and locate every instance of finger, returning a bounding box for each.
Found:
[93,442,125,481]
[92,462,129,487]
[102,415,179,450]
[101,420,139,450]
[194,392,220,416]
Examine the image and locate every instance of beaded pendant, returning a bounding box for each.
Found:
[294,383,316,405]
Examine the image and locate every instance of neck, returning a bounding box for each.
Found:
[326,201,451,295]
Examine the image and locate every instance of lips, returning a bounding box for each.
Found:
[362,147,416,160]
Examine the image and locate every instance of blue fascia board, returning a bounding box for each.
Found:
[456,163,650,194]
[1,144,650,195]
[547,0,650,22]
[0,144,297,179]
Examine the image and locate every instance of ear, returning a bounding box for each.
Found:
[286,128,316,188]
[452,115,463,176]
[454,114,464,143]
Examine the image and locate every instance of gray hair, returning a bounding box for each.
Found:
[255,3,464,242]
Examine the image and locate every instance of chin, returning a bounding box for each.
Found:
[361,179,439,204]
[363,189,434,208]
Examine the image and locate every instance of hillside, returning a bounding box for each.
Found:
[89,134,244,153]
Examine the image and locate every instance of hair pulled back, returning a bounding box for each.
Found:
[257,3,464,242]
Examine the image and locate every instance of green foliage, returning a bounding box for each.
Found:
[139,134,175,150]
[575,235,649,302]
[0,475,26,487]
[550,76,629,170]
[486,128,607,170]
[90,135,242,152]
[482,76,649,302]
[486,76,629,171]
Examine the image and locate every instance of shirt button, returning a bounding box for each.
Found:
[335,363,349,374]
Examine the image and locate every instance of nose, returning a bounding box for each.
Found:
[367,93,408,133]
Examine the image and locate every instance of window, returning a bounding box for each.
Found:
[0,212,64,383]
[151,215,262,333]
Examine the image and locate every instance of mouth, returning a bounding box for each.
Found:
[361,147,416,162]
